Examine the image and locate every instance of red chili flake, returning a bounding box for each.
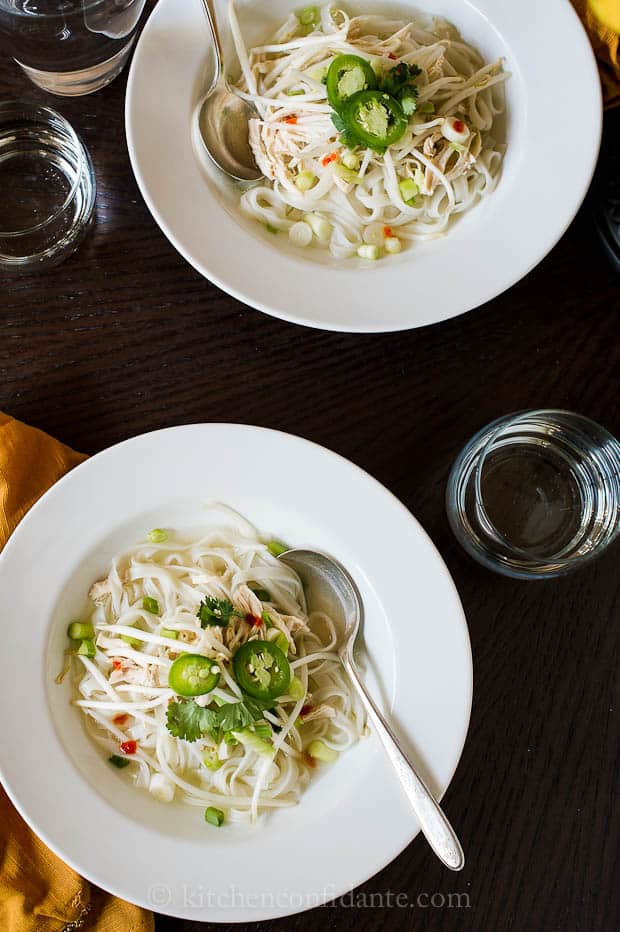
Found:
[284,115,298,125]
[321,152,338,167]
[246,613,262,627]
[120,740,137,755]
[453,119,465,133]
[383,226,393,238]
[387,52,398,60]
[303,752,317,769]
[300,704,313,718]
[113,714,129,726]
[112,659,123,670]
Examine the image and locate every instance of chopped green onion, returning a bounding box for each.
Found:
[121,633,143,650]
[77,638,96,659]
[398,178,418,203]
[288,676,305,701]
[265,223,279,235]
[357,244,380,260]
[303,213,332,243]
[307,739,339,762]
[289,221,313,248]
[295,170,317,192]
[67,621,95,641]
[341,151,360,170]
[205,806,225,827]
[147,528,168,543]
[223,731,238,745]
[297,5,318,26]
[261,611,274,628]
[109,754,131,769]
[232,728,275,758]
[267,539,289,557]
[251,720,272,740]
[142,597,160,615]
[274,632,289,655]
[417,101,435,114]
[286,88,306,96]
[385,236,402,254]
[161,628,178,640]
[334,163,360,184]
[202,748,222,771]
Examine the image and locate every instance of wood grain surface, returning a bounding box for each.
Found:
[1,12,619,931]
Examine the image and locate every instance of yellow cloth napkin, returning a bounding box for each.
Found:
[0,413,154,932]
[575,0,620,107]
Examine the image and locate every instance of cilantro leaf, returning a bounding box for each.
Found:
[398,86,419,115]
[331,111,346,133]
[330,111,360,150]
[379,63,422,96]
[217,697,271,732]
[197,596,238,628]
[166,700,218,742]
[166,696,272,743]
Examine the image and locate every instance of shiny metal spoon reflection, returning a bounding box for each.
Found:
[195,0,262,182]
[279,548,465,872]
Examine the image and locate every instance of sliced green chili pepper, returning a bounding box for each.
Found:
[168,654,220,697]
[326,54,377,111]
[341,90,407,152]
[233,640,291,701]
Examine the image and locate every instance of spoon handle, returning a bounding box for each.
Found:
[200,0,223,92]
[341,652,465,871]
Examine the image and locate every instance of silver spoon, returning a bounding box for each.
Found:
[279,548,465,871]
[195,0,262,182]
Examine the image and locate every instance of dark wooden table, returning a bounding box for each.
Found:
[1,26,619,932]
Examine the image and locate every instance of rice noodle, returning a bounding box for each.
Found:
[70,505,364,823]
[232,2,508,258]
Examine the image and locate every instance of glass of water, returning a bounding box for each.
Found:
[0,0,148,96]
[0,100,96,270]
[446,410,620,579]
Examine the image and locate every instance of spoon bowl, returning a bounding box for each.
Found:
[279,547,465,872]
[196,88,262,182]
[195,0,262,182]
[277,548,362,649]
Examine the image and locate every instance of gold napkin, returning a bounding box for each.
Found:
[574,0,620,107]
[0,413,154,932]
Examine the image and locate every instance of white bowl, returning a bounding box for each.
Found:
[126,0,601,332]
[0,424,471,921]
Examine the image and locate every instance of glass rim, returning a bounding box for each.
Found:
[446,408,620,579]
[472,408,619,563]
[0,0,113,17]
[0,100,86,238]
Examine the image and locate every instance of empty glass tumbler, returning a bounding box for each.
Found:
[0,101,96,270]
[446,410,620,579]
[0,1,148,96]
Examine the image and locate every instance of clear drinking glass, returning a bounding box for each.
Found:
[0,100,96,270]
[446,410,620,579]
[0,0,148,96]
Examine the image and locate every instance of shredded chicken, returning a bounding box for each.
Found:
[233,584,263,618]
[89,577,112,604]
